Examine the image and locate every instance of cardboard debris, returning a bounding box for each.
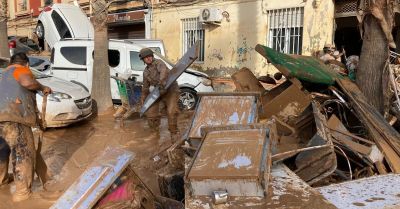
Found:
[231,67,266,93]
[260,82,311,122]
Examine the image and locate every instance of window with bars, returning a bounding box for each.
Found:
[182,18,205,62]
[267,7,304,54]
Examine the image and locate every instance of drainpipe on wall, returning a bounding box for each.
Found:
[144,8,151,39]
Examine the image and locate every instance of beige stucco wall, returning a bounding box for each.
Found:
[152,0,335,76]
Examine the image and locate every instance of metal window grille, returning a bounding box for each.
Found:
[267,7,304,54]
[182,17,205,62]
[335,0,358,14]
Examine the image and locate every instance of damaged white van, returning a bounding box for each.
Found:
[46,39,214,110]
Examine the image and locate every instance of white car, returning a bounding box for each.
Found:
[29,56,51,72]
[36,3,94,49]
[33,69,92,127]
[0,58,92,127]
[46,39,214,110]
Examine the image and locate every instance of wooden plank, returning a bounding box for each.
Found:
[327,115,372,155]
[260,83,311,121]
[294,102,336,185]
[336,78,400,173]
[140,41,200,116]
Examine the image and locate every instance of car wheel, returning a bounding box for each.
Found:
[36,22,45,39]
[178,88,198,111]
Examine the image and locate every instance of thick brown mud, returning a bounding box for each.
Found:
[0,111,193,209]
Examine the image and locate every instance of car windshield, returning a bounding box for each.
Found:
[0,58,50,79]
[29,57,45,67]
[31,68,51,79]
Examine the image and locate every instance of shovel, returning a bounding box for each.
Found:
[35,94,49,187]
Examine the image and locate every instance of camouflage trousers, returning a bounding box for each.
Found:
[146,89,180,139]
[0,122,35,200]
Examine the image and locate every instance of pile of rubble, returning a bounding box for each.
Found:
[48,45,400,209]
[181,45,400,208]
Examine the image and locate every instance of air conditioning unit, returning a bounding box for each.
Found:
[199,8,223,24]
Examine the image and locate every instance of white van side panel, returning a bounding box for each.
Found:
[51,45,89,88]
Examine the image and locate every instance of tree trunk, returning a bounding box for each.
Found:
[0,0,9,57]
[357,15,389,114]
[91,0,113,113]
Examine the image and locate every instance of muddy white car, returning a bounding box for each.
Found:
[36,3,94,49]
[33,69,92,127]
[0,58,92,127]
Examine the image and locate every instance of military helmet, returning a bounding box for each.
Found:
[139,48,154,59]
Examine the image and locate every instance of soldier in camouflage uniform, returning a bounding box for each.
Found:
[139,48,180,142]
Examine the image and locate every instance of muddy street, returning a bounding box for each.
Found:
[0,111,193,209]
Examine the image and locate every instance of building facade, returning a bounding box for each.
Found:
[150,0,335,76]
[9,0,384,76]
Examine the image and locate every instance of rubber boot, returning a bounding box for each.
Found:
[12,161,32,202]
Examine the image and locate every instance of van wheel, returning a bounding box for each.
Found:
[36,23,45,39]
[178,88,198,111]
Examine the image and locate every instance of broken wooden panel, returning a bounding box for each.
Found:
[294,102,336,185]
[337,78,400,173]
[231,67,266,93]
[262,80,292,103]
[187,123,273,197]
[185,164,336,209]
[260,83,311,122]
[50,147,134,209]
[327,114,383,164]
[255,44,340,85]
[317,174,400,208]
[140,41,199,116]
[187,93,259,140]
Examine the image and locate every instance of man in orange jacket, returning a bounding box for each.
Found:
[0,53,52,202]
